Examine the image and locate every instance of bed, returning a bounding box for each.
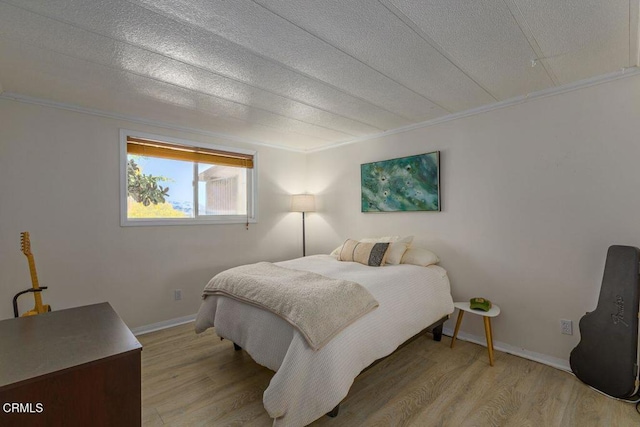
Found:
[195,253,454,426]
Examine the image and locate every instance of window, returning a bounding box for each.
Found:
[120,130,257,226]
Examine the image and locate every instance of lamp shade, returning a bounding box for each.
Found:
[291,194,315,212]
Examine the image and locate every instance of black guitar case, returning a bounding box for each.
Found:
[569,245,640,398]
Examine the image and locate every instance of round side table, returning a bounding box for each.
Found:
[450,301,501,366]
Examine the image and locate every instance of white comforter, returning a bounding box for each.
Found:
[195,255,454,427]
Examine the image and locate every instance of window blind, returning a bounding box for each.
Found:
[126,137,254,169]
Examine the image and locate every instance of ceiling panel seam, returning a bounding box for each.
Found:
[377,0,498,102]
[502,0,559,86]
[3,1,392,133]
[125,0,424,123]
[0,31,356,140]
[248,0,452,114]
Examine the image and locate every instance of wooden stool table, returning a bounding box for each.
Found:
[450,301,501,366]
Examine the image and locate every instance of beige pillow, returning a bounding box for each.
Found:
[338,239,390,266]
[331,236,413,257]
[400,247,440,267]
[385,242,410,265]
[384,236,413,264]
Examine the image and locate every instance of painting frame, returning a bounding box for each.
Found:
[360,151,440,212]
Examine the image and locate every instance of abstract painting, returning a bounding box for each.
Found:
[361,152,440,212]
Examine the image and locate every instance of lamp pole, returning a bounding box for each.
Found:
[302,211,306,257]
[291,194,315,258]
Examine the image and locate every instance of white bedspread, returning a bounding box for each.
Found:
[195,255,454,427]
[202,262,379,350]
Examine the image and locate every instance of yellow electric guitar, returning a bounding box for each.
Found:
[13,232,51,317]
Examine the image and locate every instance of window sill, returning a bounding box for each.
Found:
[120,217,257,227]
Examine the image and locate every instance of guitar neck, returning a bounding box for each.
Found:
[26,254,45,312]
[26,254,40,289]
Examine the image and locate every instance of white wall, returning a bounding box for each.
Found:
[305,74,640,363]
[3,73,640,364]
[0,100,307,327]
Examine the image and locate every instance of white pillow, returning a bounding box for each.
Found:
[395,235,414,244]
[400,247,440,266]
[361,235,413,244]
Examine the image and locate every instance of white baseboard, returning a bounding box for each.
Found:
[130,316,571,372]
[131,313,197,336]
[442,326,571,372]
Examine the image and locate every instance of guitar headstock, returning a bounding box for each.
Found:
[20,232,31,256]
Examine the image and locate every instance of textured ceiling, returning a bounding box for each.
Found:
[0,0,637,151]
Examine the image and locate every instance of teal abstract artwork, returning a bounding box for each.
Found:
[361,152,440,212]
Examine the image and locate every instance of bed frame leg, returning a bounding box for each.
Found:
[432,324,443,342]
[326,404,339,418]
[233,342,242,351]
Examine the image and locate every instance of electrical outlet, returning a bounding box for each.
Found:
[560,319,573,335]
[174,289,182,301]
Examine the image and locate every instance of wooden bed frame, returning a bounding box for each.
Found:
[231,314,449,419]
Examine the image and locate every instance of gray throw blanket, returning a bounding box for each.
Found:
[203,262,379,350]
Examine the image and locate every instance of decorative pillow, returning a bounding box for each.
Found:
[400,247,440,267]
[338,239,390,267]
[385,242,410,265]
[361,236,413,265]
[331,236,414,259]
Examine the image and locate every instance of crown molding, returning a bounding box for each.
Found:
[3,66,639,155]
[307,66,640,153]
[0,92,306,153]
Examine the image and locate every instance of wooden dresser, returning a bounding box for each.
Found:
[0,302,142,426]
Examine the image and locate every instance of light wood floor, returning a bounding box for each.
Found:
[139,322,639,426]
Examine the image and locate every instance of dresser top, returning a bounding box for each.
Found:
[0,302,142,388]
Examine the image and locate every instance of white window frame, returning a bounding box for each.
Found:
[120,129,258,226]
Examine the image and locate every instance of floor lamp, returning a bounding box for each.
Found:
[291,194,315,257]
